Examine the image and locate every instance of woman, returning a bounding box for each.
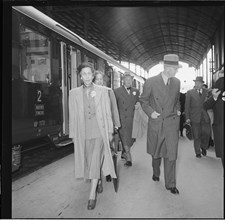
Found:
[69,63,116,210]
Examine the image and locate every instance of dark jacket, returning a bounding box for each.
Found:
[114,86,139,147]
[185,87,210,123]
[203,77,224,158]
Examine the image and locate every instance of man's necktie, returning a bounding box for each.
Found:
[166,78,170,86]
[198,90,202,96]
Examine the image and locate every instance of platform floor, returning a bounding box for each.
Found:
[12,133,224,218]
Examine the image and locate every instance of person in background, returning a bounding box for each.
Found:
[185,76,211,158]
[94,70,121,182]
[69,62,116,210]
[140,54,181,194]
[179,92,186,137]
[203,67,224,167]
[114,72,140,167]
[94,70,121,130]
[202,83,214,148]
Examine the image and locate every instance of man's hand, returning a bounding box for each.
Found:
[177,110,181,116]
[212,88,221,100]
[151,111,160,119]
[114,127,119,134]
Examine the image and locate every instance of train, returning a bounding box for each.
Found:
[12,6,145,155]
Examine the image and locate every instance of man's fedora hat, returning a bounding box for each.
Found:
[193,76,204,83]
[163,54,182,68]
[122,72,134,79]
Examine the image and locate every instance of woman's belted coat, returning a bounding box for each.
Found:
[69,84,116,179]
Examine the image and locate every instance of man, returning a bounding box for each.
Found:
[179,92,186,137]
[140,54,181,194]
[203,67,224,167]
[114,72,139,167]
[202,83,215,148]
[185,76,211,158]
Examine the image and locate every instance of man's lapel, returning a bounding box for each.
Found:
[121,86,130,98]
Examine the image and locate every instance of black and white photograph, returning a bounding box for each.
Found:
[2,0,224,218]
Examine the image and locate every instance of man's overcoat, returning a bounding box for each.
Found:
[114,86,139,147]
[69,84,116,179]
[140,73,180,161]
[185,87,210,123]
[203,77,224,159]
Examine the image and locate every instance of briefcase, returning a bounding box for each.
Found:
[183,122,193,140]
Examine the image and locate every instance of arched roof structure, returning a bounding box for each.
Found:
[36,3,224,71]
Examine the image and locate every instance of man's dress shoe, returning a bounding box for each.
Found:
[121,153,126,160]
[196,154,201,158]
[124,161,132,167]
[167,187,179,194]
[201,148,207,156]
[152,175,159,181]
[106,175,111,182]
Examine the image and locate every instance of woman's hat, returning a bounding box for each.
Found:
[163,54,182,68]
[193,76,204,83]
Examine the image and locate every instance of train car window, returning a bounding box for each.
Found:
[104,67,113,88]
[20,25,51,84]
[84,55,97,70]
[133,79,137,88]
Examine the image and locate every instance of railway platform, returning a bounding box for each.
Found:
[12,132,223,218]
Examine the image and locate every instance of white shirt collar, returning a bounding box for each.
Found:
[161,72,169,85]
[196,88,202,93]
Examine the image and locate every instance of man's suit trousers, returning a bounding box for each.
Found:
[152,157,176,189]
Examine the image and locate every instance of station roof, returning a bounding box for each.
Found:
[36,3,224,70]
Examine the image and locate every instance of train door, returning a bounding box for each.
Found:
[69,46,82,89]
[60,42,69,136]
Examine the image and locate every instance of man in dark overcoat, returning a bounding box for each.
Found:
[203,68,224,167]
[179,92,186,136]
[114,72,139,167]
[140,54,181,194]
[185,76,211,158]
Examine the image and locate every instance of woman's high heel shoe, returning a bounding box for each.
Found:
[96,180,103,193]
[87,198,97,210]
